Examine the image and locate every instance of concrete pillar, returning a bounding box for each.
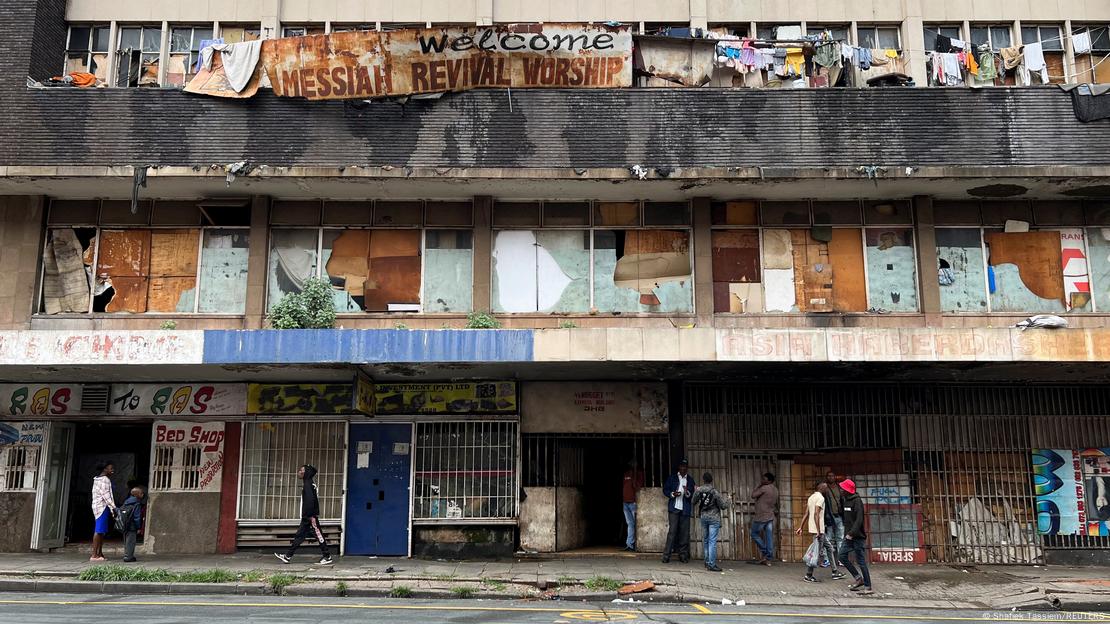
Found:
[472,196,492,313]
[475,0,493,26]
[913,195,942,325]
[243,196,270,329]
[0,197,46,330]
[692,197,713,324]
[689,0,708,30]
[901,0,927,87]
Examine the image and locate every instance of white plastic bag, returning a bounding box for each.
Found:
[803,537,821,568]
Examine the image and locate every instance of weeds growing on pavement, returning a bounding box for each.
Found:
[480,578,507,591]
[176,569,237,583]
[432,573,457,581]
[584,576,622,592]
[389,585,413,598]
[557,575,577,585]
[268,573,302,594]
[335,581,349,597]
[239,570,266,583]
[451,586,476,598]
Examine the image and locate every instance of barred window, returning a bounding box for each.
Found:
[239,421,346,521]
[151,444,204,491]
[413,421,518,521]
[0,445,39,491]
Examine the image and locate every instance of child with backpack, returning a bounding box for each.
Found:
[694,472,730,572]
[117,487,145,563]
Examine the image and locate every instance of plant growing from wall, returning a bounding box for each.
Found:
[464,312,501,329]
[159,320,177,330]
[558,320,577,329]
[269,277,337,330]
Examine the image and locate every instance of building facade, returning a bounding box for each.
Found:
[0,0,1109,565]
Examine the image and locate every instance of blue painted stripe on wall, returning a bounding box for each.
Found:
[202,329,535,364]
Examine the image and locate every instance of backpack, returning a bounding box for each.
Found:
[114,502,139,533]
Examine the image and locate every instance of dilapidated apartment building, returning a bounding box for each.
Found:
[0,0,1109,567]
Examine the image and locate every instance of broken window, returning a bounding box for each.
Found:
[986,231,1069,313]
[712,230,761,313]
[492,230,591,313]
[41,200,249,315]
[268,229,319,310]
[424,230,473,313]
[865,228,919,312]
[168,26,213,87]
[1072,24,1110,84]
[65,25,111,81]
[594,230,693,313]
[115,25,163,88]
[936,228,988,313]
[220,25,262,44]
[1087,227,1110,313]
[282,25,325,38]
[322,229,422,312]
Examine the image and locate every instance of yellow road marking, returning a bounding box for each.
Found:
[560,611,636,621]
[0,597,1105,622]
[690,603,713,614]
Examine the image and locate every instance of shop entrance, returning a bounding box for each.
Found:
[523,434,669,553]
[65,422,151,544]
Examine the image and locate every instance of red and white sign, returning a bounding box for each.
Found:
[152,421,225,492]
[111,384,246,417]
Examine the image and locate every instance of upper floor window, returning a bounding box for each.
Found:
[710,200,917,314]
[491,200,692,314]
[267,200,474,314]
[64,25,111,82]
[806,24,849,43]
[41,199,251,315]
[115,25,163,87]
[1071,25,1110,83]
[168,26,213,87]
[331,24,375,33]
[219,24,261,43]
[924,24,961,51]
[970,25,1013,51]
[282,25,325,37]
[857,26,901,50]
[756,24,803,40]
[1021,25,1063,50]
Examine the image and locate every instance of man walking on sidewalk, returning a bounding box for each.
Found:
[622,459,645,552]
[661,459,694,563]
[824,471,845,562]
[795,482,845,583]
[838,478,873,595]
[749,472,779,565]
[90,462,116,562]
[275,465,333,565]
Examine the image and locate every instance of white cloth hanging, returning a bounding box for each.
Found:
[1021,42,1049,83]
[1072,31,1092,55]
[200,39,263,93]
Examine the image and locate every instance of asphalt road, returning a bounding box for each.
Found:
[0,593,1102,624]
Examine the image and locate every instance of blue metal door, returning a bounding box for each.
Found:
[345,423,412,556]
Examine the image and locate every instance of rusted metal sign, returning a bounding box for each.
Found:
[188,23,631,100]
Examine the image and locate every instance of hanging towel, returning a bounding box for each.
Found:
[885,49,899,59]
[841,43,854,62]
[869,48,889,66]
[967,49,979,75]
[942,53,963,85]
[950,37,966,50]
[935,34,952,52]
[977,52,997,80]
[201,40,263,92]
[1022,42,1049,83]
[814,42,839,67]
[857,47,872,70]
[785,47,805,76]
[1073,31,1092,55]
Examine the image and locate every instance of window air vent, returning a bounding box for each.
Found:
[80,384,110,413]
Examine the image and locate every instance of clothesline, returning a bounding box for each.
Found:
[921,25,1108,51]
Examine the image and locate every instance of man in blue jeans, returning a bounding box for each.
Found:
[662,459,695,564]
[837,478,874,595]
[748,472,779,565]
[694,472,729,572]
[622,460,644,551]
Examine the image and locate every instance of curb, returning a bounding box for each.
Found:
[0,578,268,596]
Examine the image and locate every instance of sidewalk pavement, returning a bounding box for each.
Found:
[0,550,1107,611]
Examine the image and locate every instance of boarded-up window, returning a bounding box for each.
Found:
[322,229,422,312]
[712,230,761,313]
[936,228,988,313]
[492,230,590,313]
[41,228,94,314]
[864,228,919,312]
[985,231,1066,313]
[199,229,250,313]
[594,230,693,313]
[1087,227,1110,313]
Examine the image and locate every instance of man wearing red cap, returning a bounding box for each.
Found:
[837,478,873,595]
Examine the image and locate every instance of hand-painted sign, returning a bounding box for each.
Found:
[187,23,631,100]
[374,382,517,415]
[521,382,667,433]
[1033,448,1082,536]
[110,384,246,417]
[247,384,353,414]
[0,385,81,416]
[0,421,46,446]
[152,421,225,492]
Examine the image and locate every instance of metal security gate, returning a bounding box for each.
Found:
[684,383,1110,564]
[237,421,347,547]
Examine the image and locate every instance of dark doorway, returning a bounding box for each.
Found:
[66,423,151,543]
[523,434,669,552]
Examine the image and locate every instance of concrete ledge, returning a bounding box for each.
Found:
[0,578,268,596]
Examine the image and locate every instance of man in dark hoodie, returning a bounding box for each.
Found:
[275,465,333,565]
[837,478,872,595]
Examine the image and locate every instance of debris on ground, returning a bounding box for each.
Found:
[618,580,655,595]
